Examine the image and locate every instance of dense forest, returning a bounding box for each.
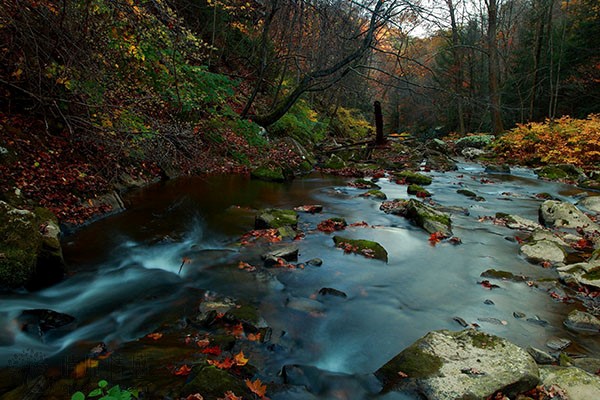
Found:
[1,0,599,222]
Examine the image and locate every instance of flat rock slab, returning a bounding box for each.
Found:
[255,208,299,229]
[564,309,600,333]
[520,239,566,264]
[539,200,600,232]
[578,196,600,213]
[540,366,600,400]
[375,329,539,399]
[557,261,600,290]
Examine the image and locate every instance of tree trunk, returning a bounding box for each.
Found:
[487,0,504,133]
[374,100,384,145]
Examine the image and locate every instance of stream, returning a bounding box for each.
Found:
[1,162,599,399]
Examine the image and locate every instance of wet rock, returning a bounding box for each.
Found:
[362,189,387,200]
[484,164,511,173]
[480,269,527,282]
[0,202,66,290]
[564,309,600,333]
[395,171,432,185]
[332,236,388,262]
[407,184,431,197]
[318,287,347,298]
[578,196,600,214]
[352,178,381,189]
[501,214,542,231]
[571,357,600,375]
[536,164,586,182]
[527,347,556,364]
[18,309,76,338]
[381,199,452,236]
[546,337,572,351]
[262,245,300,266]
[374,329,539,399]
[483,299,495,305]
[556,261,600,290]
[452,317,469,328]
[455,135,495,151]
[530,229,568,246]
[539,366,600,400]
[251,162,286,182]
[426,138,449,153]
[539,200,600,232]
[513,311,526,319]
[294,205,323,214]
[457,189,484,202]
[306,258,323,267]
[527,316,549,326]
[520,239,566,264]
[423,153,458,172]
[255,208,299,230]
[182,365,252,398]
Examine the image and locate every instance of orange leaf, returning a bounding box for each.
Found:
[234,351,248,366]
[247,333,261,342]
[147,332,163,340]
[185,394,204,400]
[231,322,244,337]
[202,345,222,356]
[246,378,268,398]
[196,338,210,348]
[208,357,235,369]
[218,391,242,400]
[174,364,192,376]
[72,359,99,378]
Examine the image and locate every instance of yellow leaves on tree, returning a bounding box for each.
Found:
[495,114,600,167]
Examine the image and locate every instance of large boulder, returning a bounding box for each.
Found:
[564,309,600,333]
[454,135,495,151]
[375,329,539,399]
[381,199,451,236]
[539,200,600,232]
[520,239,566,264]
[0,201,65,290]
[255,208,299,230]
[539,366,600,400]
[251,162,287,182]
[536,164,586,182]
[578,196,600,214]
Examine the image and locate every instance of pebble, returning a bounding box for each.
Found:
[513,311,526,319]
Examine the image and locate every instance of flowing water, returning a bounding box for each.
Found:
[1,163,599,399]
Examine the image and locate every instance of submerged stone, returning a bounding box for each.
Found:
[332,236,388,262]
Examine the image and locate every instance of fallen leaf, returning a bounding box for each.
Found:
[231,323,244,337]
[247,333,261,342]
[208,357,234,369]
[185,394,204,400]
[397,371,409,378]
[174,364,192,376]
[147,332,163,340]
[202,345,222,356]
[234,351,249,366]
[218,391,242,400]
[246,378,268,398]
[73,358,99,378]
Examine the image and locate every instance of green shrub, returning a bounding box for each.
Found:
[269,101,327,145]
[328,107,373,140]
[71,380,139,400]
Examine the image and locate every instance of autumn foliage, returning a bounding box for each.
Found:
[494,115,600,168]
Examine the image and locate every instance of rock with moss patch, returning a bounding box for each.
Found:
[539,366,600,400]
[333,236,388,262]
[396,171,432,185]
[480,269,527,282]
[363,190,387,200]
[251,162,286,182]
[536,164,585,182]
[182,366,252,398]
[0,201,66,290]
[407,184,431,197]
[255,208,298,230]
[382,199,451,236]
[539,200,600,232]
[484,164,511,173]
[457,189,485,202]
[352,178,381,189]
[375,329,539,399]
[556,261,600,290]
[520,239,566,265]
[564,310,600,333]
[324,154,347,170]
[455,135,495,151]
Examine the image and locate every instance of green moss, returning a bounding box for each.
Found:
[332,236,388,262]
[582,266,600,280]
[375,341,443,388]
[255,208,298,229]
[250,164,285,182]
[396,171,432,185]
[353,178,381,189]
[365,190,387,200]
[325,154,346,169]
[224,304,260,325]
[559,352,573,367]
[537,166,569,180]
[480,269,515,280]
[407,184,430,196]
[299,160,313,172]
[183,366,250,398]
[470,331,500,349]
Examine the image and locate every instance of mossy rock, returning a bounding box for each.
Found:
[536,164,584,181]
[480,269,526,281]
[333,236,388,262]
[255,208,298,229]
[396,171,432,185]
[0,201,65,290]
[407,184,431,197]
[457,189,477,198]
[404,199,452,235]
[250,163,286,182]
[353,178,381,189]
[454,134,495,150]
[324,154,346,169]
[182,366,251,398]
[364,190,387,200]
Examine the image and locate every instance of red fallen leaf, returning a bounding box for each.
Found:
[397,371,409,378]
[317,218,347,233]
[449,236,462,245]
[174,364,192,376]
[208,357,235,369]
[202,345,222,356]
[541,261,552,268]
[395,178,407,185]
[429,231,447,246]
[416,191,430,198]
[515,236,525,244]
[349,221,369,227]
[246,378,268,399]
[238,261,257,272]
[196,338,210,348]
[372,171,385,179]
[230,322,244,337]
[147,332,163,340]
[478,280,500,289]
[572,238,593,251]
